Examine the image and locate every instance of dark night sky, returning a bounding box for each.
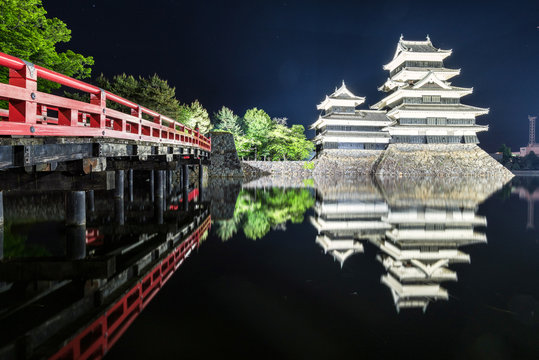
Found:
[43,0,539,152]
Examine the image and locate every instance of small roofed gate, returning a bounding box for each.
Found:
[0,51,210,171]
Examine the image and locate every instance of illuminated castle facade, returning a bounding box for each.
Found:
[312,36,490,154]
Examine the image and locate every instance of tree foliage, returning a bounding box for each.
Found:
[215,106,242,138]
[91,73,182,119]
[0,0,94,92]
[267,124,313,160]
[498,146,539,170]
[66,73,213,133]
[498,144,513,164]
[215,188,315,241]
[241,108,273,158]
[217,107,313,160]
[179,100,212,134]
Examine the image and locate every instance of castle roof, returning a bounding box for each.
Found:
[384,36,452,71]
[317,81,365,110]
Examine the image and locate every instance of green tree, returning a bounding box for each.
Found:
[215,106,242,137]
[138,74,181,119]
[243,108,273,159]
[524,151,539,170]
[288,124,314,160]
[498,144,513,164]
[66,73,183,121]
[267,124,313,160]
[0,0,93,93]
[178,100,212,134]
[236,136,255,159]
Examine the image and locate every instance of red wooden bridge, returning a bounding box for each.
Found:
[0,51,211,172]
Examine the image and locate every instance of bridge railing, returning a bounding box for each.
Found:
[0,51,211,152]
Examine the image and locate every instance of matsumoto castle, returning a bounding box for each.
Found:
[311,36,488,154]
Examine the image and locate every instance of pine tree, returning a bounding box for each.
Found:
[215,106,242,137]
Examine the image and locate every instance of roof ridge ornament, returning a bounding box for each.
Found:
[426,34,430,42]
[400,34,404,41]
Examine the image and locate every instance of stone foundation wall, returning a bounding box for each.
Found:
[313,149,381,176]
[242,150,381,178]
[208,132,243,177]
[242,161,312,178]
[211,138,513,180]
[376,144,514,180]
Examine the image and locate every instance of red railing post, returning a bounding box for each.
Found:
[131,106,142,136]
[38,105,47,119]
[89,89,106,129]
[8,61,37,123]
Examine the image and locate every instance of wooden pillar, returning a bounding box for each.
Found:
[149,170,155,202]
[155,170,164,224]
[198,159,203,202]
[65,191,86,259]
[128,168,134,203]
[115,170,125,225]
[182,164,189,190]
[87,190,95,213]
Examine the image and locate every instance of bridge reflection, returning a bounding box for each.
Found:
[0,167,210,359]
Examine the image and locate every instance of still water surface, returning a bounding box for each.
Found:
[0,172,538,359]
[111,175,539,359]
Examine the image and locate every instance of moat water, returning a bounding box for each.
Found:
[0,171,538,359]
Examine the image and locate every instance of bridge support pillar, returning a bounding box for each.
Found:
[183,183,189,212]
[65,191,86,260]
[182,164,189,212]
[87,190,95,213]
[115,170,125,225]
[182,164,189,190]
[155,170,165,224]
[179,166,183,189]
[150,170,155,202]
[198,159,203,202]
[128,169,134,203]
[167,170,173,194]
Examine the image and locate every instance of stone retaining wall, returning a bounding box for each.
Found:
[313,150,381,176]
[376,144,514,180]
[208,132,243,178]
[240,145,513,180]
[209,134,513,180]
[242,161,312,178]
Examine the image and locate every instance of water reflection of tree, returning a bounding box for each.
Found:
[215,188,315,241]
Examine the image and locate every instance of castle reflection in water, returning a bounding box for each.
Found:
[311,176,504,312]
[242,175,507,313]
